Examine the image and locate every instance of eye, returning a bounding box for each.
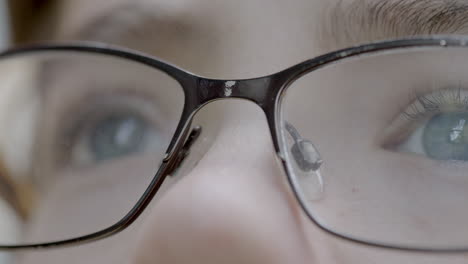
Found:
[396,112,468,161]
[422,112,468,160]
[387,88,468,161]
[88,113,147,162]
[62,95,168,168]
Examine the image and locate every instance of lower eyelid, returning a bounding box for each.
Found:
[382,147,468,172]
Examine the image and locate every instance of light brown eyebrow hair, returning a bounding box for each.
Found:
[69,0,468,56]
[67,2,199,50]
[319,0,468,51]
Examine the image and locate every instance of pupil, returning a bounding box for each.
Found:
[423,112,468,161]
[90,114,146,161]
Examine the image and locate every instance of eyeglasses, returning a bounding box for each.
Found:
[0,35,467,252]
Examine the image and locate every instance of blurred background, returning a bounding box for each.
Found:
[0,2,51,263]
[4,0,59,47]
[0,0,9,48]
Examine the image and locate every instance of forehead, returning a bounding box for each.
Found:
[49,0,327,77]
[48,0,468,78]
[54,0,325,39]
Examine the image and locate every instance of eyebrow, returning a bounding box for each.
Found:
[72,0,468,55]
[71,3,154,44]
[319,0,468,51]
[70,2,196,50]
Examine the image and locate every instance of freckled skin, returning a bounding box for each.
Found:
[10,0,468,263]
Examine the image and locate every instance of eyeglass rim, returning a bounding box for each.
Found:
[0,35,466,252]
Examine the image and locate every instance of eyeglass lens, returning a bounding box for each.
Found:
[0,51,184,245]
[281,46,468,250]
[0,45,466,250]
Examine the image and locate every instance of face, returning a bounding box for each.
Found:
[3,0,468,263]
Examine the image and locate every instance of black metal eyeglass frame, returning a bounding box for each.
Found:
[1,35,466,252]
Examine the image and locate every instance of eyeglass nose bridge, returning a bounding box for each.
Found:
[193,75,283,109]
[187,74,288,148]
[163,75,281,162]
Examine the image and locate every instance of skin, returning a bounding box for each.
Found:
[2,0,468,263]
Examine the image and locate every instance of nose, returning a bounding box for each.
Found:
[131,101,314,263]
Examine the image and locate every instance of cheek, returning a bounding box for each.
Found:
[23,155,160,243]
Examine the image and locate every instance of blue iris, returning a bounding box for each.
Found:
[423,112,468,161]
[89,114,146,161]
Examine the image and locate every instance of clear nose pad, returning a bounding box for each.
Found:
[284,122,324,201]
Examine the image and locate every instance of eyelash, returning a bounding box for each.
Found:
[381,86,468,149]
[403,87,468,121]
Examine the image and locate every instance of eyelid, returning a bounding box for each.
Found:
[403,87,468,120]
[381,87,468,150]
[54,82,169,133]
